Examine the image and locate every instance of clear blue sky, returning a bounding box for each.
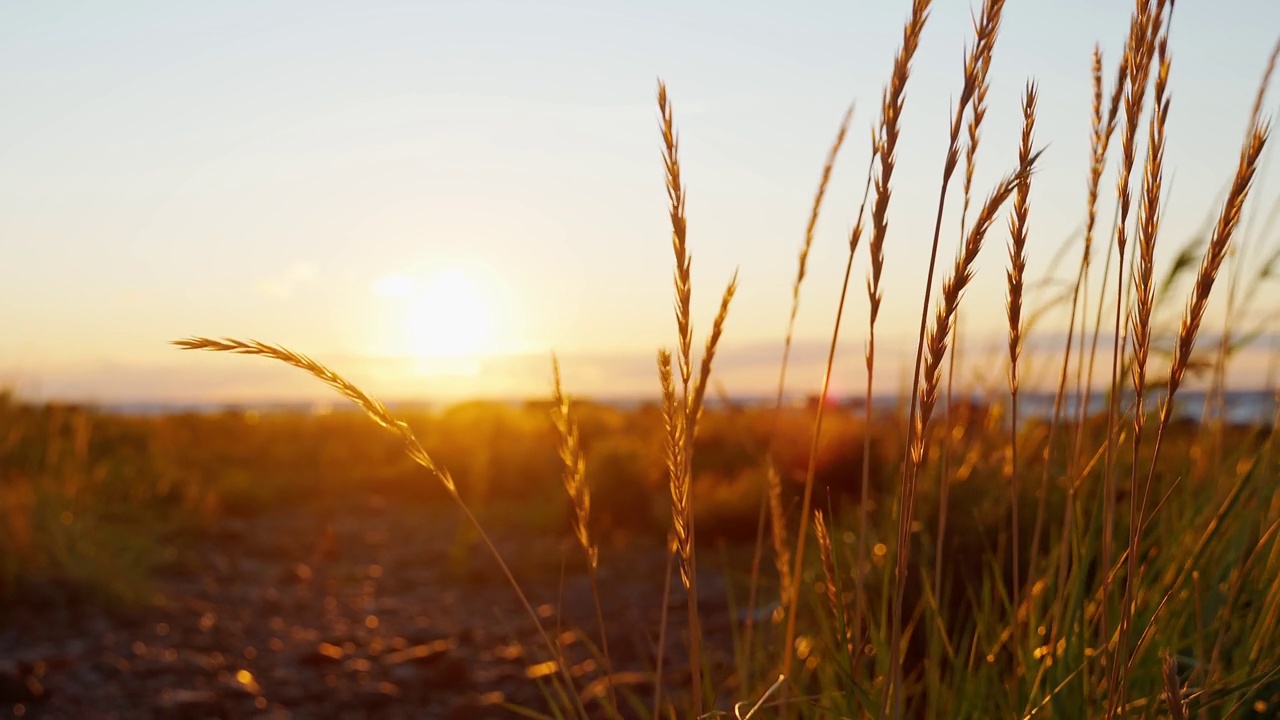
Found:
[2,1,1278,402]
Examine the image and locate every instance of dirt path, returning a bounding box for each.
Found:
[0,501,746,719]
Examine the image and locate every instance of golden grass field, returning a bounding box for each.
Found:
[5,0,1280,717]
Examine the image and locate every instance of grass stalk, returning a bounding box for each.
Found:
[656,80,739,717]
[744,102,855,687]
[856,1,932,693]
[173,337,588,720]
[889,2,1005,715]
[550,356,615,711]
[1005,81,1038,693]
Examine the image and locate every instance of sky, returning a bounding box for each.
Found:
[2,0,1279,404]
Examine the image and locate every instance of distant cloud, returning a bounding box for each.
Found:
[259,262,318,298]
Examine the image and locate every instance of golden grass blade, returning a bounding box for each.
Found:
[1088,39,1125,664]
[1114,31,1172,709]
[551,354,595,571]
[920,170,1030,444]
[793,102,855,314]
[690,272,739,441]
[1095,11,1166,695]
[1095,5,1166,711]
[897,167,1026,717]
[746,98,856,707]
[172,336,454,493]
[173,336,588,720]
[551,355,615,710]
[657,81,742,715]
[766,461,792,611]
[891,0,1006,713]
[758,101,854,620]
[1006,80,1037,673]
[658,349,689,588]
[781,197,870,698]
[812,509,847,660]
[1112,23,1272,717]
[658,82,694,398]
[857,1,933,705]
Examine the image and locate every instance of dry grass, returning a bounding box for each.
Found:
[1005,80,1037,664]
[551,354,594,571]
[549,354,614,708]
[764,461,792,615]
[1122,93,1273,675]
[777,107,865,693]
[892,0,1006,711]
[150,7,1280,720]
[1112,22,1172,710]
[173,338,454,493]
[655,79,739,717]
[858,0,932,694]
[173,336,589,720]
[756,101,856,636]
[811,509,844,656]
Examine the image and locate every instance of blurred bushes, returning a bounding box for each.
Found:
[0,395,171,603]
[0,390,904,600]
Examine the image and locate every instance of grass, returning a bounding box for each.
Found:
[5,1,1280,717]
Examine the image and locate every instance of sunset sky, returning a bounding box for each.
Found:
[2,1,1279,404]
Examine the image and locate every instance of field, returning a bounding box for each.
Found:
[5,0,1280,718]
[0,397,843,716]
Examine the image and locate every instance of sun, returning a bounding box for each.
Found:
[408,267,494,357]
[375,266,500,374]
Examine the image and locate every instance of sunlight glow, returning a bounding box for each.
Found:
[374,266,501,375]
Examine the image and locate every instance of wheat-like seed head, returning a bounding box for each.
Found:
[1168,43,1273,391]
[658,82,694,397]
[1112,38,1271,715]
[942,0,1006,181]
[888,9,1008,714]
[915,165,1033,466]
[172,337,455,495]
[689,272,738,443]
[1128,35,1171,422]
[658,349,693,589]
[1084,47,1107,261]
[766,461,792,609]
[1169,122,1270,399]
[959,2,999,230]
[792,104,855,317]
[551,354,596,572]
[1006,82,1038,393]
[1114,0,1167,258]
[812,509,841,631]
[868,0,932,326]
[1081,36,1131,264]
[808,507,839,625]
[758,104,853,634]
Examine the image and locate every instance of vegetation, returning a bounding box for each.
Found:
[5,0,1280,717]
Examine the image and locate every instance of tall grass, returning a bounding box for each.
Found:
[166,3,1280,718]
[172,338,591,720]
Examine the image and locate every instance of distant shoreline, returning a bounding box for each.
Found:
[18,389,1274,426]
